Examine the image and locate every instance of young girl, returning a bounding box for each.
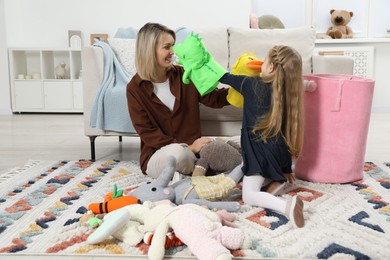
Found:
[219,45,305,227]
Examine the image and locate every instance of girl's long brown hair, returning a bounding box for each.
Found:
[253,45,304,159]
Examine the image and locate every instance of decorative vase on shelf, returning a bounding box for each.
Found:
[70,35,82,49]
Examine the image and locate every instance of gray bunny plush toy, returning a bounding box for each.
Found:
[127,156,243,212]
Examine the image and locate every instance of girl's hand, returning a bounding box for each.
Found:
[283,173,295,184]
[188,137,213,154]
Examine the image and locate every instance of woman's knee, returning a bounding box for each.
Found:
[175,145,197,175]
[146,143,196,177]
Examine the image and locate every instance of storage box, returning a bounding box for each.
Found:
[294,74,375,183]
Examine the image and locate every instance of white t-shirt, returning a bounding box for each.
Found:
[153,79,175,111]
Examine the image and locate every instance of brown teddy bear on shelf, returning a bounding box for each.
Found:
[326,9,354,39]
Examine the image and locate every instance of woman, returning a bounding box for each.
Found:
[126,23,230,178]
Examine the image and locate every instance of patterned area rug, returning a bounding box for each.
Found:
[0,160,389,259]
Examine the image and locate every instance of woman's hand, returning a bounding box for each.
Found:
[188,137,214,154]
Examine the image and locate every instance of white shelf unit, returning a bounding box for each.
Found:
[9,48,83,113]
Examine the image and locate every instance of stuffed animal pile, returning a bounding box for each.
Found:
[83,153,250,259]
[128,156,243,212]
[87,202,251,260]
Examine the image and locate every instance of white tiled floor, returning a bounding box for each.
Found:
[0,112,389,260]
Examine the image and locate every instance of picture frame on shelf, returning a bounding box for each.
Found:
[90,34,108,45]
[68,30,82,49]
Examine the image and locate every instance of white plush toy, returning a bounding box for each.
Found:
[87,202,251,260]
[87,201,172,245]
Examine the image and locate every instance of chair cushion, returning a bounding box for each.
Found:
[108,38,137,76]
[194,27,229,70]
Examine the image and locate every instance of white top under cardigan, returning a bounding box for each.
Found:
[153,79,175,112]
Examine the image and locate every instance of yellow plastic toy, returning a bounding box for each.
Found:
[227,53,263,108]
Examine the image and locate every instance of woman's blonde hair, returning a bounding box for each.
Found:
[135,23,176,82]
[253,45,304,159]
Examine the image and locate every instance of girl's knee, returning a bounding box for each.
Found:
[242,190,252,205]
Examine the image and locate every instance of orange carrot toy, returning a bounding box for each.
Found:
[88,184,139,214]
[88,196,139,214]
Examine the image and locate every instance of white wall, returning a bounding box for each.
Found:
[2,0,389,113]
[0,0,11,114]
[251,0,309,28]
[4,0,250,48]
[371,43,390,112]
[0,0,251,114]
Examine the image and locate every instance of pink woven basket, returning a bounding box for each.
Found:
[295,74,375,183]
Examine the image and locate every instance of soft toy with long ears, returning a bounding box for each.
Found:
[128,156,243,212]
[226,53,263,108]
[87,201,173,246]
[148,203,251,260]
[88,202,250,260]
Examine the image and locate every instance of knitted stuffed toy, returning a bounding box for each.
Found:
[88,202,250,260]
[148,203,251,260]
[88,184,139,214]
[193,139,242,177]
[87,201,173,245]
[173,33,227,96]
[128,156,243,212]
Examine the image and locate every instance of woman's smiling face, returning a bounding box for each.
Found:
[156,32,175,69]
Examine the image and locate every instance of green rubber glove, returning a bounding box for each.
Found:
[174,33,227,96]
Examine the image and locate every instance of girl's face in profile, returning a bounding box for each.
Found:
[261,54,274,78]
[156,33,175,69]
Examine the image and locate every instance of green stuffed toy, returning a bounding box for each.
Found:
[173,33,227,96]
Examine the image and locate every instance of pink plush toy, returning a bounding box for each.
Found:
[148,203,251,260]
